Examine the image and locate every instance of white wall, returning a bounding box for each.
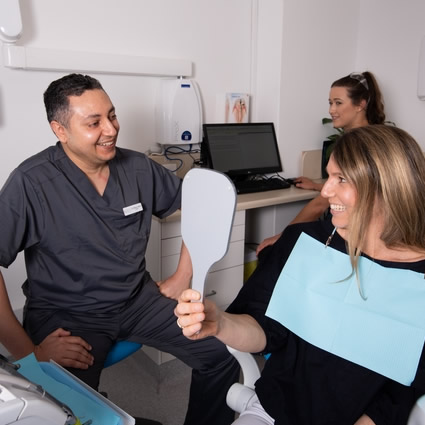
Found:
[0,0,256,168]
[278,0,360,177]
[356,0,425,145]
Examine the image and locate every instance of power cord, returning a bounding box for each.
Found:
[163,144,201,172]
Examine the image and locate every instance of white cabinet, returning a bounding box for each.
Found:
[144,210,245,364]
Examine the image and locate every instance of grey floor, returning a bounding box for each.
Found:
[99,349,192,425]
[99,349,265,425]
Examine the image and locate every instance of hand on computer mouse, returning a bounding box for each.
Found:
[292,177,323,191]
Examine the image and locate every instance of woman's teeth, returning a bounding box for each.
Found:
[330,204,346,211]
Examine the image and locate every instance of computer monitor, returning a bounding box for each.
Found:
[202,122,282,182]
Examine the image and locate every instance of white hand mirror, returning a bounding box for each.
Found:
[181,168,237,301]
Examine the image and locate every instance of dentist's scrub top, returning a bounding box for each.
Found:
[0,142,181,313]
[227,219,425,425]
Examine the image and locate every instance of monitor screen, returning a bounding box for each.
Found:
[202,123,282,180]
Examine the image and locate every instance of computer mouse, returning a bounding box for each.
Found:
[285,178,297,185]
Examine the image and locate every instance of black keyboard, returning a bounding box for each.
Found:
[234,178,291,194]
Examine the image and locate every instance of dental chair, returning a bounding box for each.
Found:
[226,347,425,423]
[225,346,262,414]
[0,352,135,425]
[409,396,425,424]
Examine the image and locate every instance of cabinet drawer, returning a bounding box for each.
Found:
[161,239,244,278]
[162,235,183,258]
[162,210,244,241]
[210,239,244,272]
[233,210,245,226]
[162,220,245,258]
[162,219,182,239]
[204,265,244,309]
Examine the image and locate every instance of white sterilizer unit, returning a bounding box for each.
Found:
[156,78,203,145]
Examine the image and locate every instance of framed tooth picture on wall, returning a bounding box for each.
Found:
[215,93,250,123]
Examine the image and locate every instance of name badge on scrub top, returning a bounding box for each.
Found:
[123,202,143,216]
[265,232,425,386]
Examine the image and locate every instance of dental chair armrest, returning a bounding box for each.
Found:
[408,395,425,425]
[226,346,262,414]
[226,345,261,389]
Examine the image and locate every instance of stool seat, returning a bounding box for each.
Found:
[104,341,143,368]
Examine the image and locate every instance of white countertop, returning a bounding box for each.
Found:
[156,184,321,223]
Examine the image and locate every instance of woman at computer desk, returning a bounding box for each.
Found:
[175,125,425,425]
[256,71,386,256]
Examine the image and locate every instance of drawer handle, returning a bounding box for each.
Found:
[205,290,217,298]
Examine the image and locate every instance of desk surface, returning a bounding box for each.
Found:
[236,186,318,211]
[159,186,320,223]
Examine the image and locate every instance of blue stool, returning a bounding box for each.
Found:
[104,341,143,368]
[104,341,162,425]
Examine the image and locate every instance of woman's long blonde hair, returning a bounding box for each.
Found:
[331,125,425,276]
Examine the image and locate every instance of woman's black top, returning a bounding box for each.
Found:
[227,220,425,425]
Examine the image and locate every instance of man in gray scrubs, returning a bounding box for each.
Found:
[0,73,239,425]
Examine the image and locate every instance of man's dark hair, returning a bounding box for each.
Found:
[43,73,104,127]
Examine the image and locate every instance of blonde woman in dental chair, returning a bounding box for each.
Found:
[176,125,425,425]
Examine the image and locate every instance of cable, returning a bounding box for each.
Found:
[163,144,201,173]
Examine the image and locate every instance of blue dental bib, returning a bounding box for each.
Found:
[266,232,425,386]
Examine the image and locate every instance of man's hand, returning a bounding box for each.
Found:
[157,274,191,300]
[34,328,94,369]
[157,241,192,300]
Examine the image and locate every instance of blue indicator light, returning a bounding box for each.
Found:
[181,131,192,141]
